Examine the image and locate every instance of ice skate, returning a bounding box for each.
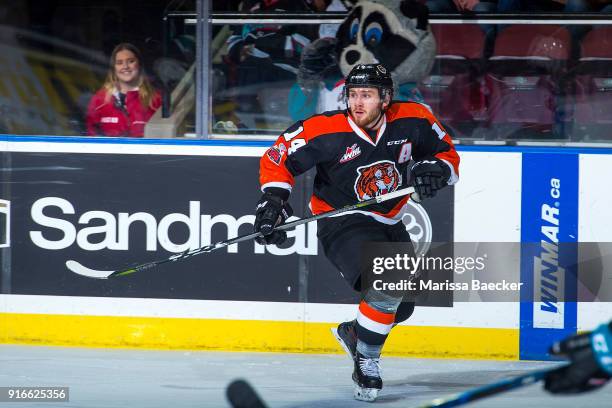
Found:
[352,352,382,402]
[331,320,357,359]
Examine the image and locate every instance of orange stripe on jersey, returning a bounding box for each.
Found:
[310,194,410,219]
[259,149,294,188]
[359,301,395,325]
[386,102,460,178]
[436,148,460,176]
[260,112,351,190]
[310,195,334,214]
[371,196,409,218]
[301,111,352,142]
[436,128,460,178]
[385,102,435,124]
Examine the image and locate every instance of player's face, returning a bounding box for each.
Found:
[348,87,386,128]
[114,50,140,86]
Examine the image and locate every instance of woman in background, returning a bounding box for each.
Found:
[87,43,161,137]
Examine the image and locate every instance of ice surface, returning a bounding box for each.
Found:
[0,345,610,407]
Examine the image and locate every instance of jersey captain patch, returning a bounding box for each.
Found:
[354,160,401,201]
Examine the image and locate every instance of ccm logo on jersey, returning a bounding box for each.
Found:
[100,117,119,123]
[387,139,408,145]
[339,143,361,163]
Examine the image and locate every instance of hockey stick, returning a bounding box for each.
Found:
[414,364,567,408]
[226,379,268,408]
[65,186,416,279]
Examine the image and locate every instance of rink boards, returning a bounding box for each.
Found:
[0,136,611,360]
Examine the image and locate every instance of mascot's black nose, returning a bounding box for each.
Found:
[346,50,360,65]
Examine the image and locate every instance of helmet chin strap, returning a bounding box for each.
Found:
[365,99,387,130]
[366,109,384,130]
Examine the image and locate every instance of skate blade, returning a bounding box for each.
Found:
[330,327,353,360]
[353,383,379,402]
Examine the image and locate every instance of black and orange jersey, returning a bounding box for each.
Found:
[259,101,460,224]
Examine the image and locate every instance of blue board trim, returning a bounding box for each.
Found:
[2,135,612,155]
[0,135,271,148]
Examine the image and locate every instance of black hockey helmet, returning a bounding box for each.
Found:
[344,63,394,101]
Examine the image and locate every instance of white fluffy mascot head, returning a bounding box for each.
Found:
[298,0,436,94]
[336,0,436,87]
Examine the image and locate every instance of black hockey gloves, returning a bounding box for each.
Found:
[254,191,293,245]
[544,322,612,394]
[410,158,450,199]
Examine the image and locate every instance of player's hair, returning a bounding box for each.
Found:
[102,43,156,109]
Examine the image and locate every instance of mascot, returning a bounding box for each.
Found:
[289,0,436,120]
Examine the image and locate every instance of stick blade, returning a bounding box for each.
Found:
[226,379,268,408]
[66,260,113,279]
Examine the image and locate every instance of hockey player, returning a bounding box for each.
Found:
[545,321,612,394]
[254,63,459,401]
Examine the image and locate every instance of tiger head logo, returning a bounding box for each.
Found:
[354,160,401,201]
